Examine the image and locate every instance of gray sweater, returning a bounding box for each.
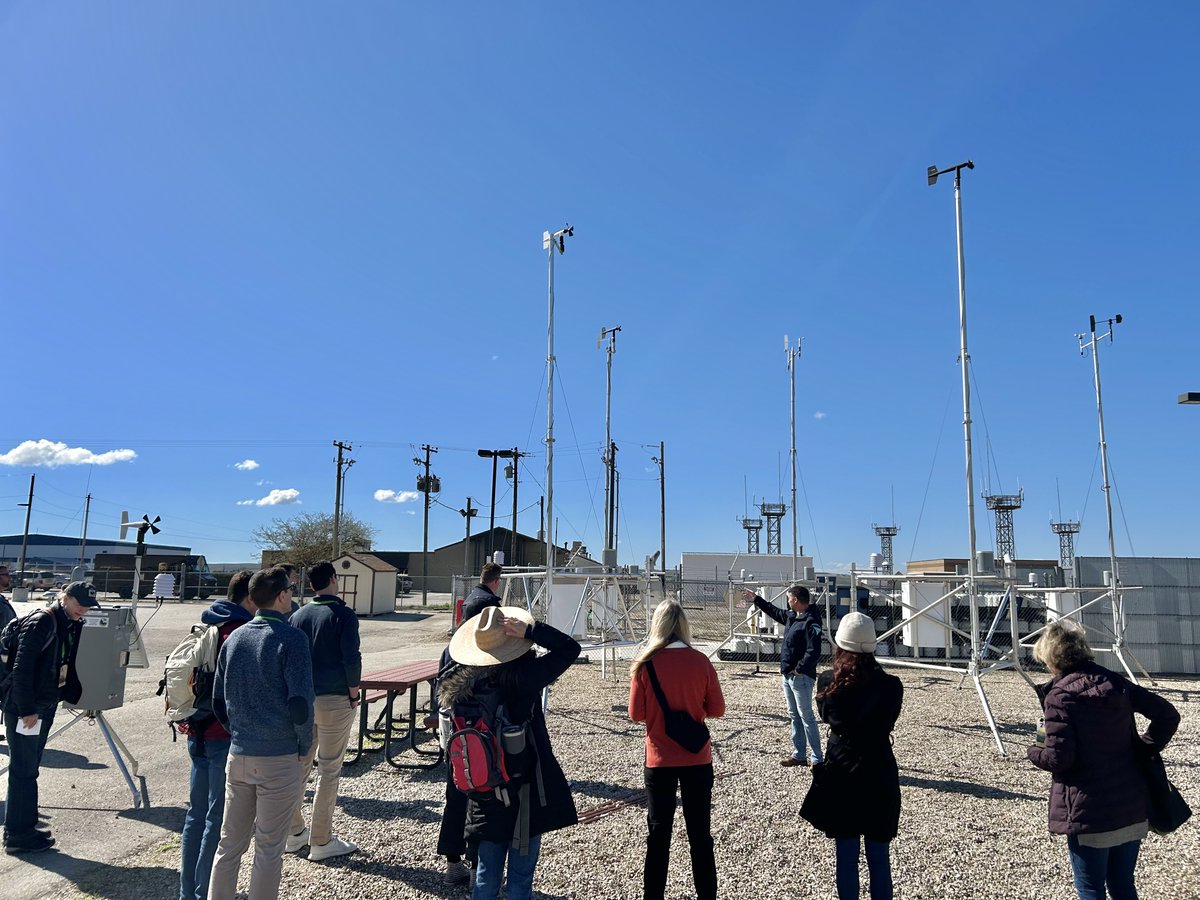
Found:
[213,609,314,757]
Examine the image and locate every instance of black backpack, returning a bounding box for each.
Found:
[0,610,55,704]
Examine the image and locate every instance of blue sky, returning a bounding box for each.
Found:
[1,3,1197,572]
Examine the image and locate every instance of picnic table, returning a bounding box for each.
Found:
[345,659,444,770]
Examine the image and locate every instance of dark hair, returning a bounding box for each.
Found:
[279,563,297,576]
[308,561,336,592]
[228,570,253,606]
[816,647,873,700]
[248,566,290,609]
[480,562,503,585]
[787,584,810,605]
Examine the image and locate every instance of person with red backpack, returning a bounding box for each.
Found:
[438,606,579,900]
[176,570,254,900]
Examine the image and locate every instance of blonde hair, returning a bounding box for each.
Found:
[631,600,693,677]
[1033,619,1094,673]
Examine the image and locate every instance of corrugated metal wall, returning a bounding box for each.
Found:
[1074,556,1200,674]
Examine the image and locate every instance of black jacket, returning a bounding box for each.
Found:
[752,597,823,677]
[801,662,904,841]
[4,603,84,717]
[462,584,503,622]
[290,595,362,695]
[440,621,581,844]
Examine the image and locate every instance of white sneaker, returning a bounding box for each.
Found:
[308,835,358,862]
[284,827,310,853]
[444,860,470,885]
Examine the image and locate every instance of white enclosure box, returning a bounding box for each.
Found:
[1044,591,1081,620]
[900,581,951,649]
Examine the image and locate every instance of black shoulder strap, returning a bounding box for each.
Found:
[643,659,675,716]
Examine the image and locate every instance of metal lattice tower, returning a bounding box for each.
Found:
[983,489,1023,564]
[1051,519,1081,574]
[741,517,763,554]
[759,502,786,555]
[872,523,900,572]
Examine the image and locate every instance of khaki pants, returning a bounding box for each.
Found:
[290,695,356,846]
[207,753,304,900]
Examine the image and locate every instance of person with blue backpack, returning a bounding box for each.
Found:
[438,606,579,900]
[175,570,254,900]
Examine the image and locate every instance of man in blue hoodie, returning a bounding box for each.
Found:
[208,566,314,900]
[743,585,824,767]
[176,570,254,900]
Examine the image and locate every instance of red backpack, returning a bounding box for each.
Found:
[443,678,518,802]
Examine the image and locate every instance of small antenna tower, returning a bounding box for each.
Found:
[983,488,1023,564]
[759,501,786,555]
[1050,519,1081,582]
[872,523,900,572]
[741,515,763,554]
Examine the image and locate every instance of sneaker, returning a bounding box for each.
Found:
[444,860,470,885]
[5,833,56,855]
[780,757,809,767]
[285,827,310,853]
[308,835,358,862]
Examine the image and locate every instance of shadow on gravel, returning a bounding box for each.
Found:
[548,710,637,738]
[18,853,178,899]
[362,611,433,624]
[39,748,109,770]
[899,773,1040,802]
[340,795,441,823]
[928,721,1033,737]
[118,804,186,830]
[569,778,641,800]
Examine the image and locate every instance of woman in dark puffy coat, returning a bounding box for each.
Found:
[800,612,903,900]
[439,606,580,900]
[1028,620,1179,900]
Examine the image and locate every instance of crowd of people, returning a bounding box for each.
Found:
[0,568,1187,900]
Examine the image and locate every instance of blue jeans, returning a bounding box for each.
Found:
[1067,834,1141,900]
[3,704,56,841]
[472,835,542,900]
[179,736,231,900]
[782,673,822,763]
[835,837,892,900]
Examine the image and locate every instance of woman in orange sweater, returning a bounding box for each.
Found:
[629,601,726,900]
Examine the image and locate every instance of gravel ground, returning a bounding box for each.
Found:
[101,662,1199,900]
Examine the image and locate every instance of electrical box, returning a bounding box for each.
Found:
[73,606,138,711]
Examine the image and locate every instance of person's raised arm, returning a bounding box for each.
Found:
[504,617,581,688]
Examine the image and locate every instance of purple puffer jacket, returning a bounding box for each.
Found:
[1027,662,1179,835]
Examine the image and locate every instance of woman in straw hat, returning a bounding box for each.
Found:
[629,600,725,900]
[800,611,903,900]
[439,606,580,900]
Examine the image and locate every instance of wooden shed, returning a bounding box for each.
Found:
[333,551,397,616]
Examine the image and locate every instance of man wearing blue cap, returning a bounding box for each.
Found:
[2,581,97,854]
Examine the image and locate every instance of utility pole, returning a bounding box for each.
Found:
[332,440,354,558]
[506,449,525,565]
[78,493,92,567]
[415,444,439,606]
[477,449,515,562]
[538,495,545,561]
[651,442,665,574]
[544,225,574,607]
[599,325,621,567]
[17,474,34,586]
[460,497,477,580]
[785,336,801,580]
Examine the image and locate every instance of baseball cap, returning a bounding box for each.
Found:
[63,581,100,607]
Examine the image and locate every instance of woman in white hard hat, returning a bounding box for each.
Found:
[799,611,903,900]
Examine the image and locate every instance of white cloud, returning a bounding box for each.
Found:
[0,439,136,468]
[375,489,420,504]
[813,411,827,420]
[234,459,260,471]
[491,355,499,361]
[237,488,301,507]
[256,479,272,487]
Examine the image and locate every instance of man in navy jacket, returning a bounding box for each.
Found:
[286,561,361,862]
[743,585,824,766]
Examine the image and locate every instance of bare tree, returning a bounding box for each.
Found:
[252,511,377,568]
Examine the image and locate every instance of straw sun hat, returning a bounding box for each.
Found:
[449,605,535,667]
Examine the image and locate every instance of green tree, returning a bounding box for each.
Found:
[251,510,377,568]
